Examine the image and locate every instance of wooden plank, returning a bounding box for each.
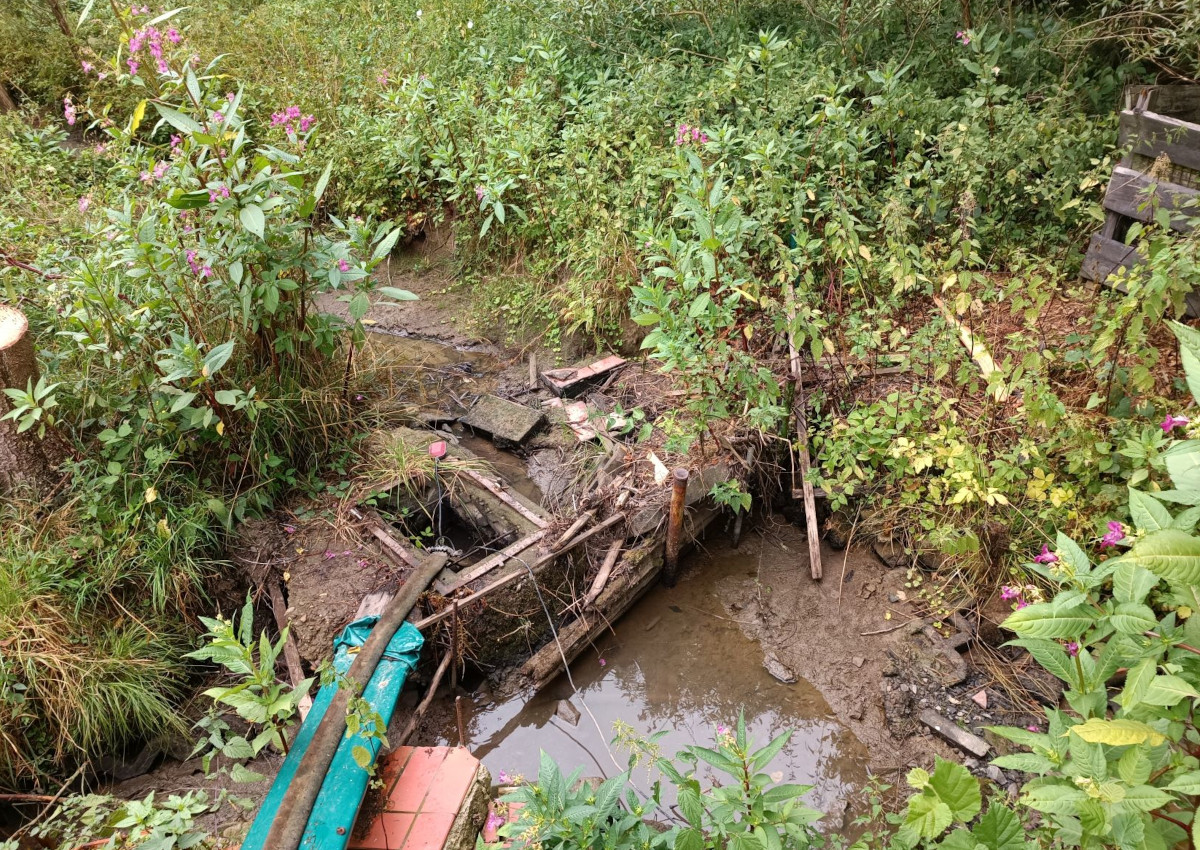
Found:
[1125,85,1200,122]
[931,296,1009,402]
[461,468,549,529]
[1119,110,1200,173]
[1103,165,1198,233]
[783,283,823,581]
[434,529,547,594]
[415,513,626,629]
[1080,232,1144,284]
[267,580,314,720]
[919,709,990,758]
[1081,233,1200,317]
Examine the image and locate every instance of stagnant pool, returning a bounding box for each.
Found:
[434,537,870,820]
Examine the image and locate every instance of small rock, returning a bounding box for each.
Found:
[947,696,960,705]
[849,706,864,720]
[873,537,908,569]
[555,699,581,726]
[985,766,1005,784]
[963,758,979,770]
[852,656,865,668]
[764,653,797,684]
[1006,783,1020,799]
[888,592,901,604]
[971,690,989,709]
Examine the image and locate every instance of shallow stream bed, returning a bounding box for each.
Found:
[433,539,871,818]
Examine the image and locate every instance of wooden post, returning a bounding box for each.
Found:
[0,305,68,498]
[663,468,689,587]
[782,287,823,580]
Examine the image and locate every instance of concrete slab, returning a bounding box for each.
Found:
[460,395,544,444]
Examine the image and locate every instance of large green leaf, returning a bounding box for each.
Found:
[1021,783,1087,815]
[1002,600,1096,639]
[1130,488,1173,533]
[1141,674,1200,707]
[1113,563,1160,606]
[904,794,953,839]
[1110,602,1158,635]
[1165,441,1200,492]
[1070,718,1166,747]
[929,758,982,821]
[971,804,1026,850]
[1111,785,1174,814]
[1170,321,1200,405]
[239,204,266,239]
[1123,529,1200,585]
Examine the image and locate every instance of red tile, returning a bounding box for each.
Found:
[378,747,416,794]
[401,812,456,850]
[388,748,447,813]
[421,749,480,814]
[353,812,415,850]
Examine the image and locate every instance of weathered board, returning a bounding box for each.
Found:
[1119,111,1200,174]
[1103,165,1198,233]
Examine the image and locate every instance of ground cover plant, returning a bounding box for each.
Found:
[4,0,1200,847]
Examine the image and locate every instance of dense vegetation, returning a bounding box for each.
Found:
[3,0,1200,846]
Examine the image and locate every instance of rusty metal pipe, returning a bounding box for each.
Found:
[663,468,689,587]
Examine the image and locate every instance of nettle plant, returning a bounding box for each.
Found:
[496,716,822,850]
[986,323,1200,849]
[59,7,414,520]
[186,595,312,782]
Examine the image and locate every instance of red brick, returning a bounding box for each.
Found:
[353,812,415,850]
[421,749,480,814]
[401,812,456,850]
[388,747,447,813]
[378,747,416,794]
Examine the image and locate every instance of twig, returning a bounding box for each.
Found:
[396,651,453,746]
[13,763,85,840]
[861,619,918,636]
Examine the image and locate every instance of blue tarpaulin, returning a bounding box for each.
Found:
[242,617,424,850]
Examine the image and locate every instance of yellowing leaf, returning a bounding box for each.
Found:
[216,420,225,436]
[283,570,291,581]
[1070,718,1166,747]
[130,99,147,135]
[858,244,872,262]
[144,486,158,504]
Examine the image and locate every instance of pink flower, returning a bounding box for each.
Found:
[475,185,486,202]
[1027,724,1039,732]
[1033,545,1057,564]
[81,61,94,73]
[298,114,315,132]
[78,196,90,213]
[200,265,212,278]
[956,30,970,45]
[95,143,108,155]
[139,170,153,184]
[377,71,390,86]
[153,160,169,179]
[63,97,77,126]
[337,258,350,272]
[1100,521,1125,549]
[166,27,181,43]
[598,658,606,667]
[1000,585,1020,601]
[1064,641,1079,657]
[283,524,296,534]
[716,723,729,735]
[226,91,236,102]
[127,58,139,75]
[1162,414,1189,434]
[498,770,511,784]
[156,59,169,74]
[212,111,224,124]
[207,184,230,202]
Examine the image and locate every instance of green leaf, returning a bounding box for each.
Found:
[1114,563,1160,605]
[1110,602,1158,635]
[928,757,982,821]
[1020,783,1087,815]
[1142,674,1200,707]
[1117,746,1152,786]
[1002,600,1096,639]
[378,286,419,303]
[971,804,1025,850]
[349,292,371,321]
[1123,529,1200,585]
[1165,441,1200,492]
[1112,785,1174,814]
[675,827,703,850]
[239,204,266,239]
[991,752,1054,774]
[1119,658,1156,710]
[1166,770,1200,794]
[351,745,373,769]
[905,794,953,839]
[313,161,333,204]
[678,787,703,825]
[1070,718,1167,747]
[371,226,402,262]
[153,102,202,135]
[1170,321,1200,405]
[229,762,266,783]
[1130,488,1174,533]
[203,340,235,377]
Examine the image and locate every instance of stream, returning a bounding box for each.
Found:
[433,538,870,819]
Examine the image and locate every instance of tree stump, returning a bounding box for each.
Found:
[0,305,68,498]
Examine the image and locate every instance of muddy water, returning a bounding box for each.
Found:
[434,542,870,818]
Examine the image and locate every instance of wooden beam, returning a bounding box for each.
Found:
[1103,165,1198,233]
[783,284,823,581]
[267,580,314,720]
[1119,110,1200,173]
[461,468,549,529]
[433,529,547,595]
